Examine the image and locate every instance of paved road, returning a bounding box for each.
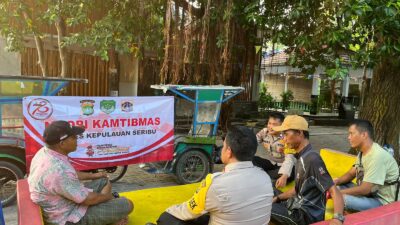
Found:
[3,126,350,225]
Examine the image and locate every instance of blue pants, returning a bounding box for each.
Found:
[339,183,383,212]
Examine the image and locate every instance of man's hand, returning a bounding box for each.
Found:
[276,174,288,188]
[329,219,343,225]
[272,196,279,203]
[93,171,108,179]
[333,178,340,185]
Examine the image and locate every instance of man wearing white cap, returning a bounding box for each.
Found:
[270,115,345,225]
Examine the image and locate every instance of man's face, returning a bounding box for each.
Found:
[348,125,366,149]
[283,130,302,151]
[221,138,232,165]
[60,135,78,154]
[267,117,282,135]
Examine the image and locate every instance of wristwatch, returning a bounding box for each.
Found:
[333,213,345,223]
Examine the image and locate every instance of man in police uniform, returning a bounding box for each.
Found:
[147,126,274,225]
[270,115,345,225]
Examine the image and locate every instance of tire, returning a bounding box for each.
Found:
[0,161,25,207]
[175,150,210,184]
[96,166,128,183]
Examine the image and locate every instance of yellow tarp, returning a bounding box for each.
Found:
[120,149,356,224]
[120,183,199,225]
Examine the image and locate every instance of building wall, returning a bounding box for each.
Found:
[119,54,139,96]
[264,74,313,103]
[0,38,21,76]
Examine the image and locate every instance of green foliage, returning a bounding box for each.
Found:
[258,83,275,111]
[325,58,349,80]
[64,0,165,60]
[244,0,400,70]
[0,1,39,51]
[280,90,294,111]
[0,0,165,61]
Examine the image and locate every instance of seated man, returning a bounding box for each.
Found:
[334,119,399,212]
[253,112,296,188]
[270,115,344,225]
[28,121,134,225]
[148,126,274,225]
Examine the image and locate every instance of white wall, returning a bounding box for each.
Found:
[0,38,21,76]
[118,54,139,96]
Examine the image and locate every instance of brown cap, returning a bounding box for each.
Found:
[43,121,85,145]
[272,115,309,132]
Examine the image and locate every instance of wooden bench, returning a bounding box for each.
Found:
[17,179,44,225]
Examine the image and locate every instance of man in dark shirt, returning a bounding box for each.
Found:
[270,115,345,225]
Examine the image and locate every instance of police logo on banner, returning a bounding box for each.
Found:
[80,100,95,116]
[100,100,116,114]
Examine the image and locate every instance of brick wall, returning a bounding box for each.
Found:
[264,74,312,103]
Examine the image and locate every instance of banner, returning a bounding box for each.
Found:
[23,96,174,171]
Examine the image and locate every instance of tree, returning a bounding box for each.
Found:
[159,0,260,88]
[280,90,294,111]
[1,0,165,78]
[0,0,93,77]
[245,0,400,154]
[258,83,274,111]
[0,0,48,76]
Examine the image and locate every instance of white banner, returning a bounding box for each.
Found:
[23,96,174,170]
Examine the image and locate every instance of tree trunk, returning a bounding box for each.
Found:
[199,0,211,64]
[330,79,336,112]
[21,10,48,76]
[360,64,371,108]
[55,16,70,78]
[33,36,48,76]
[221,0,234,82]
[360,58,400,159]
[160,0,172,83]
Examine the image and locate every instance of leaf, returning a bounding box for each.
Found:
[349,44,360,52]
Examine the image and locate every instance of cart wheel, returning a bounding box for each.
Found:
[0,161,24,207]
[96,166,128,183]
[175,150,210,184]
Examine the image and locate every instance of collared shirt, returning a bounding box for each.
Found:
[166,161,274,225]
[293,144,334,223]
[28,147,90,225]
[256,128,296,176]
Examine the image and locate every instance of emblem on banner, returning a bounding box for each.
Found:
[80,100,95,116]
[86,145,95,157]
[100,100,116,114]
[121,100,133,112]
[27,98,53,120]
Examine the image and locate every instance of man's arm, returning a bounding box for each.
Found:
[329,185,344,225]
[334,167,356,185]
[340,181,375,196]
[276,154,296,188]
[77,171,107,181]
[273,187,296,203]
[166,174,214,221]
[81,178,113,205]
[81,191,113,206]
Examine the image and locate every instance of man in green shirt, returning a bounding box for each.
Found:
[334,119,399,211]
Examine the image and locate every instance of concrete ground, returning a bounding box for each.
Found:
[3,126,350,225]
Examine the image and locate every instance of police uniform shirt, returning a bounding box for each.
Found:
[166,161,274,225]
[294,144,334,223]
